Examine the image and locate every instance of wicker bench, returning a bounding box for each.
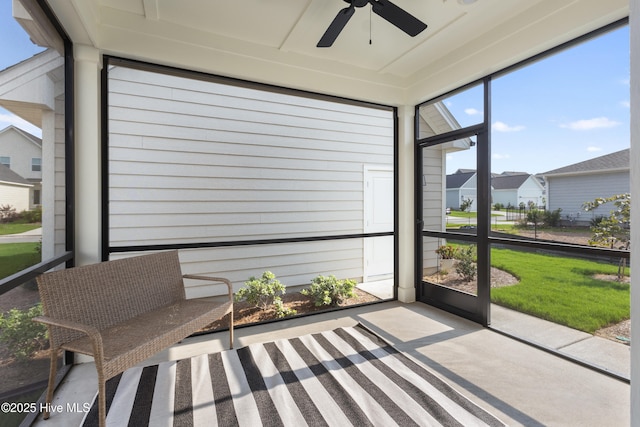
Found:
[34,250,234,427]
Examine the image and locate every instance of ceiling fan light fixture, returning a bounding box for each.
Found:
[318,0,427,48]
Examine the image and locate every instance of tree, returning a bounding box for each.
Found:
[460,197,473,212]
[582,193,630,280]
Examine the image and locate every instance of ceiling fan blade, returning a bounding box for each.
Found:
[370,0,427,37]
[317,6,356,47]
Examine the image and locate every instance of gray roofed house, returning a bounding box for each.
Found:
[0,163,31,185]
[0,163,33,212]
[446,171,477,211]
[542,148,630,225]
[0,125,43,209]
[491,173,545,208]
[445,170,545,211]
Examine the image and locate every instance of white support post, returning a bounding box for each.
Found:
[74,45,102,266]
[397,105,416,302]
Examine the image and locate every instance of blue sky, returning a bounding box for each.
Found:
[0,6,630,173]
[444,25,630,175]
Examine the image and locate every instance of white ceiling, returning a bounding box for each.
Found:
[45,0,628,104]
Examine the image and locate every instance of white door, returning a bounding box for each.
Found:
[364,166,394,281]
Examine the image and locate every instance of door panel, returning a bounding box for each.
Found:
[364,166,393,280]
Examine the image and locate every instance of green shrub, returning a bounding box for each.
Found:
[302,274,356,307]
[235,271,296,318]
[0,303,48,361]
[19,207,42,223]
[543,208,563,227]
[455,245,477,282]
[435,245,458,259]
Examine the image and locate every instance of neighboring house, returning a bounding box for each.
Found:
[491,172,545,209]
[0,125,42,209]
[542,149,630,226]
[446,170,477,211]
[0,48,65,260]
[0,163,33,212]
[445,170,545,211]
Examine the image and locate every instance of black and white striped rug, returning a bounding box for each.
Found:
[82,324,505,426]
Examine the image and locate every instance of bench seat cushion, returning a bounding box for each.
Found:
[62,298,232,379]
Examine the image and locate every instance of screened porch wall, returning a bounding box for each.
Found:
[106,63,395,296]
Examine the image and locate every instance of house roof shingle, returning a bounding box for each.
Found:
[446,171,475,189]
[491,174,530,190]
[542,149,629,176]
[0,164,31,186]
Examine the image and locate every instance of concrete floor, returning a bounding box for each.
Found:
[34,301,630,426]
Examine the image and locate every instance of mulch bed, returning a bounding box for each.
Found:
[201,288,380,332]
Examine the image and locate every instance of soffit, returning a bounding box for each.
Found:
[45,0,629,104]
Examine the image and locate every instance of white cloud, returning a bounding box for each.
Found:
[492,121,525,132]
[559,117,621,131]
[587,146,602,152]
[0,113,42,137]
[621,100,630,108]
[493,153,511,160]
[465,108,482,116]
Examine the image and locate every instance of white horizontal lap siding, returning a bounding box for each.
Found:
[548,172,630,223]
[182,242,364,298]
[421,147,444,271]
[110,240,364,298]
[107,67,393,294]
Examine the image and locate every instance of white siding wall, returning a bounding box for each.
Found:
[0,129,41,181]
[492,189,516,207]
[421,146,445,275]
[517,177,545,207]
[547,171,630,225]
[53,94,66,257]
[0,183,31,211]
[460,178,477,212]
[107,66,394,296]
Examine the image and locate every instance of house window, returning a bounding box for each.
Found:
[32,158,41,172]
[33,189,41,205]
[0,156,9,168]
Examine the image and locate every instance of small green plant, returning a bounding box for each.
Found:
[455,245,477,282]
[235,271,296,318]
[460,197,474,212]
[0,303,48,361]
[543,208,562,227]
[19,207,42,223]
[435,245,458,259]
[302,274,356,307]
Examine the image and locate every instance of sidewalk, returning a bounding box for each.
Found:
[491,304,630,379]
[0,227,42,243]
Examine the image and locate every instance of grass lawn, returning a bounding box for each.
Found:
[447,211,502,218]
[0,243,40,280]
[491,248,630,333]
[0,223,41,236]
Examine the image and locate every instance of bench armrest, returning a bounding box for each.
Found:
[33,315,105,360]
[182,274,233,300]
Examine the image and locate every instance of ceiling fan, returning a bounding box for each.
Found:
[317,0,427,48]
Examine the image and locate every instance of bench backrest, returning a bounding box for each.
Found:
[37,251,185,345]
